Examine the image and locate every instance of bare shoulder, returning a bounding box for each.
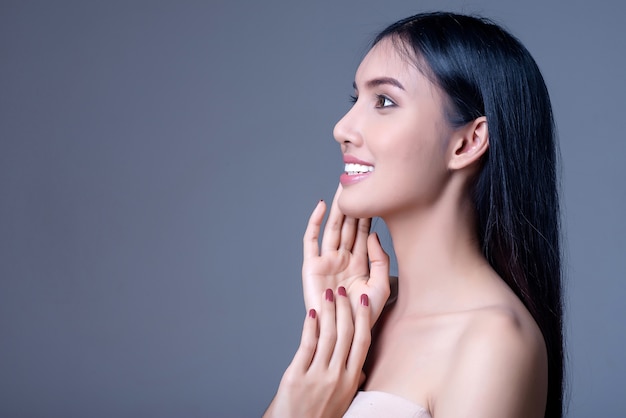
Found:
[433,306,548,418]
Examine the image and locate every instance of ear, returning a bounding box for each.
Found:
[447,116,489,171]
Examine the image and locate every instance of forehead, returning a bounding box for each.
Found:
[354,37,445,107]
[355,38,418,87]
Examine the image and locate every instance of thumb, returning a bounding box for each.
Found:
[367,232,391,298]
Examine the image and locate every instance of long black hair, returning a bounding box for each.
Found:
[373,12,564,418]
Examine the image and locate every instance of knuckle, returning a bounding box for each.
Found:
[323,368,343,387]
[300,336,317,353]
[340,320,355,337]
[281,368,300,388]
[353,330,371,349]
[319,329,337,345]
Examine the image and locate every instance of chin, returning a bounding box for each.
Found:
[338,192,380,219]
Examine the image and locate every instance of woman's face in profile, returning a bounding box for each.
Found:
[333,38,455,219]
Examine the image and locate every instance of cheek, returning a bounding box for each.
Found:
[381,127,442,176]
[382,130,449,196]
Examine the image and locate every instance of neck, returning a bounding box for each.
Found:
[383,183,488,317]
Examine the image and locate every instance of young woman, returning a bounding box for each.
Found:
[265,12,563,418]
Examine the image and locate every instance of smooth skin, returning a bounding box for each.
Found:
[301,185,391,322]
[267,38,548,417]
[264,288,372,418]
[264,183,391,418]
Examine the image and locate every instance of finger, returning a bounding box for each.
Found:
[346,294,372,375]
[367,233,391,295]
[303,200,326,259]
[290,309,319,372]
[310,289,337,368]
[329,286,355,368]
[352,217,372,257]
[338,216,358,252]
[321,184,345,253]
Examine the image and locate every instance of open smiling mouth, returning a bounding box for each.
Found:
[344,163,374,175]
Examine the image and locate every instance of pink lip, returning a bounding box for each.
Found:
[343,155,373,166]
[340,155,374,186]
[340,172,372,185]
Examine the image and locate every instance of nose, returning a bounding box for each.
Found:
[333,105,362,147]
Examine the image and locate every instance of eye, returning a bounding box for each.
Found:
[349,94,358,104]
[375,95,396,108]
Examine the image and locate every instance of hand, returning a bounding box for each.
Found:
[264,287,371,418]
[302,185,391,324]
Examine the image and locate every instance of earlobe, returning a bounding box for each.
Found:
[448,116,489,171]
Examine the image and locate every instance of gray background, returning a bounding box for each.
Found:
[1,0,624,417]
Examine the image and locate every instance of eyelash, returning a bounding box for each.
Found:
[349,94,396,108]
[375,95,396,108]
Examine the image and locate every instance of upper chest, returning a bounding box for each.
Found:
[363,313,469,406]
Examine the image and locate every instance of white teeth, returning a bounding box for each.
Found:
[344,163,374,175]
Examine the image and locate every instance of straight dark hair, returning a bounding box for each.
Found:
[373,12,564,418]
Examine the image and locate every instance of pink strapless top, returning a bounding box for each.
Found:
[343,391,432,418]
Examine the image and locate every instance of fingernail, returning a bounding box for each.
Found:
[338,286,347,297]
[308,309,316,319]
[325,289,334,302]
[360,294,369,307]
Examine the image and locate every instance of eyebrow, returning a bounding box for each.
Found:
[353,77,406,91]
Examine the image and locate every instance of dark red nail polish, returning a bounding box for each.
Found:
[360,294,369,307]
[325,289,334,302]
[338,286,347,297]
[309,309,316,319]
